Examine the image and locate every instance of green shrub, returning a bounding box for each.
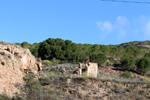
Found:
[120,72,132,78]
[125,45,143,57]
[82,72,89,81]
[43,60,52,66]
[0,94,24,100]
[144,52,150,58]
[136,57,150,75]
[12,96,24,100]
[120,57,135,70]
[39,77,51,86]
[51,58,61,64]
[109,59,119,65]
[90,53,107,66]
[0,94,11,100]
[23,73,42,98]
[124,88,131,92]
[143,77,150,82]
[23,73,34,82]
[21,42,31,49]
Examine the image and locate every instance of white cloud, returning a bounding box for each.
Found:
[97,16,150,40]
[96,21,112,32]
[97,16,129,39]
[116,16,129,26]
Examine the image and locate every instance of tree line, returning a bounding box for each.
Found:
[19,38,145,62]
[18,38,150,75]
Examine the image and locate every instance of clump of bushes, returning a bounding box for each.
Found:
[144,52,150,58]
[23,73,42,100]
[120,72,132,79]
[51,58,61,64]
[39,77,51,86]
[136,57,150,75]
[143,77,150,82]
[0,94,11,100]
[90,53,107,66]
[0,94,23,100]
[120,57,135,70]
[120,56,150,76]
[43,60,52,66]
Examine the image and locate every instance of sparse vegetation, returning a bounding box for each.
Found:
[0,94,11,100]
[39,77,51,86]
[3,39,150,100]
[120,72,132,79]
[143,77,150,82]
[23,73,42,100]
[0,94,23,100]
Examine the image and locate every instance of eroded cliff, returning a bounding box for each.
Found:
[0,41,41,97]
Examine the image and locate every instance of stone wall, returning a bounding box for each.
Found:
[77,62,98,78]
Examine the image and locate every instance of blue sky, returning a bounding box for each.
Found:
[0,0,150,45]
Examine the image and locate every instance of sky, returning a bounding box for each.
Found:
[0,0,150,45]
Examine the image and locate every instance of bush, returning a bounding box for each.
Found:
[120,57,135,70]
[23,73,42,100]
[136,57,150,75]
[120,72,132,78]
[143,77,150,82]
[51,58,61,64]
[0,94,24,100]
[90,53,107,66]
[0,94,11,100]
[39,77,51,86]
[144,52,150,58]
[125,45,143,57]
[43,60,52,66]
[21,42,31,48]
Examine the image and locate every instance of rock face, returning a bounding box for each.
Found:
[0,41,40,97]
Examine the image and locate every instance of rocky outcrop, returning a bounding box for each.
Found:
[0,41,41,97]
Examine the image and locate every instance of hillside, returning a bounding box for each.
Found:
[1,40,150,100]
[121,40,150,48]
[14,63,150,100]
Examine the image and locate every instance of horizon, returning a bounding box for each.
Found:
[0,0,150,45]
[1,37,150,46]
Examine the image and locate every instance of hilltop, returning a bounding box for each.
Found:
[120,40,150,47]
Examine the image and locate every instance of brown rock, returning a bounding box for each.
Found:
[0,42,41,97]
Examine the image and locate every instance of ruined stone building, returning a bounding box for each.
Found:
[77,62,98,78]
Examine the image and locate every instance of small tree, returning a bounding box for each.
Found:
[39,77,51,86]
[90,53,107,66]
[136,57,150,75]
[21,42,31,48]
[120,57,135,70]
[144,52,150,58]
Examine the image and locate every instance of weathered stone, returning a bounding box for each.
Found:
[0,42,41,97]
[76,62,98,78]
[85,62,98,78]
